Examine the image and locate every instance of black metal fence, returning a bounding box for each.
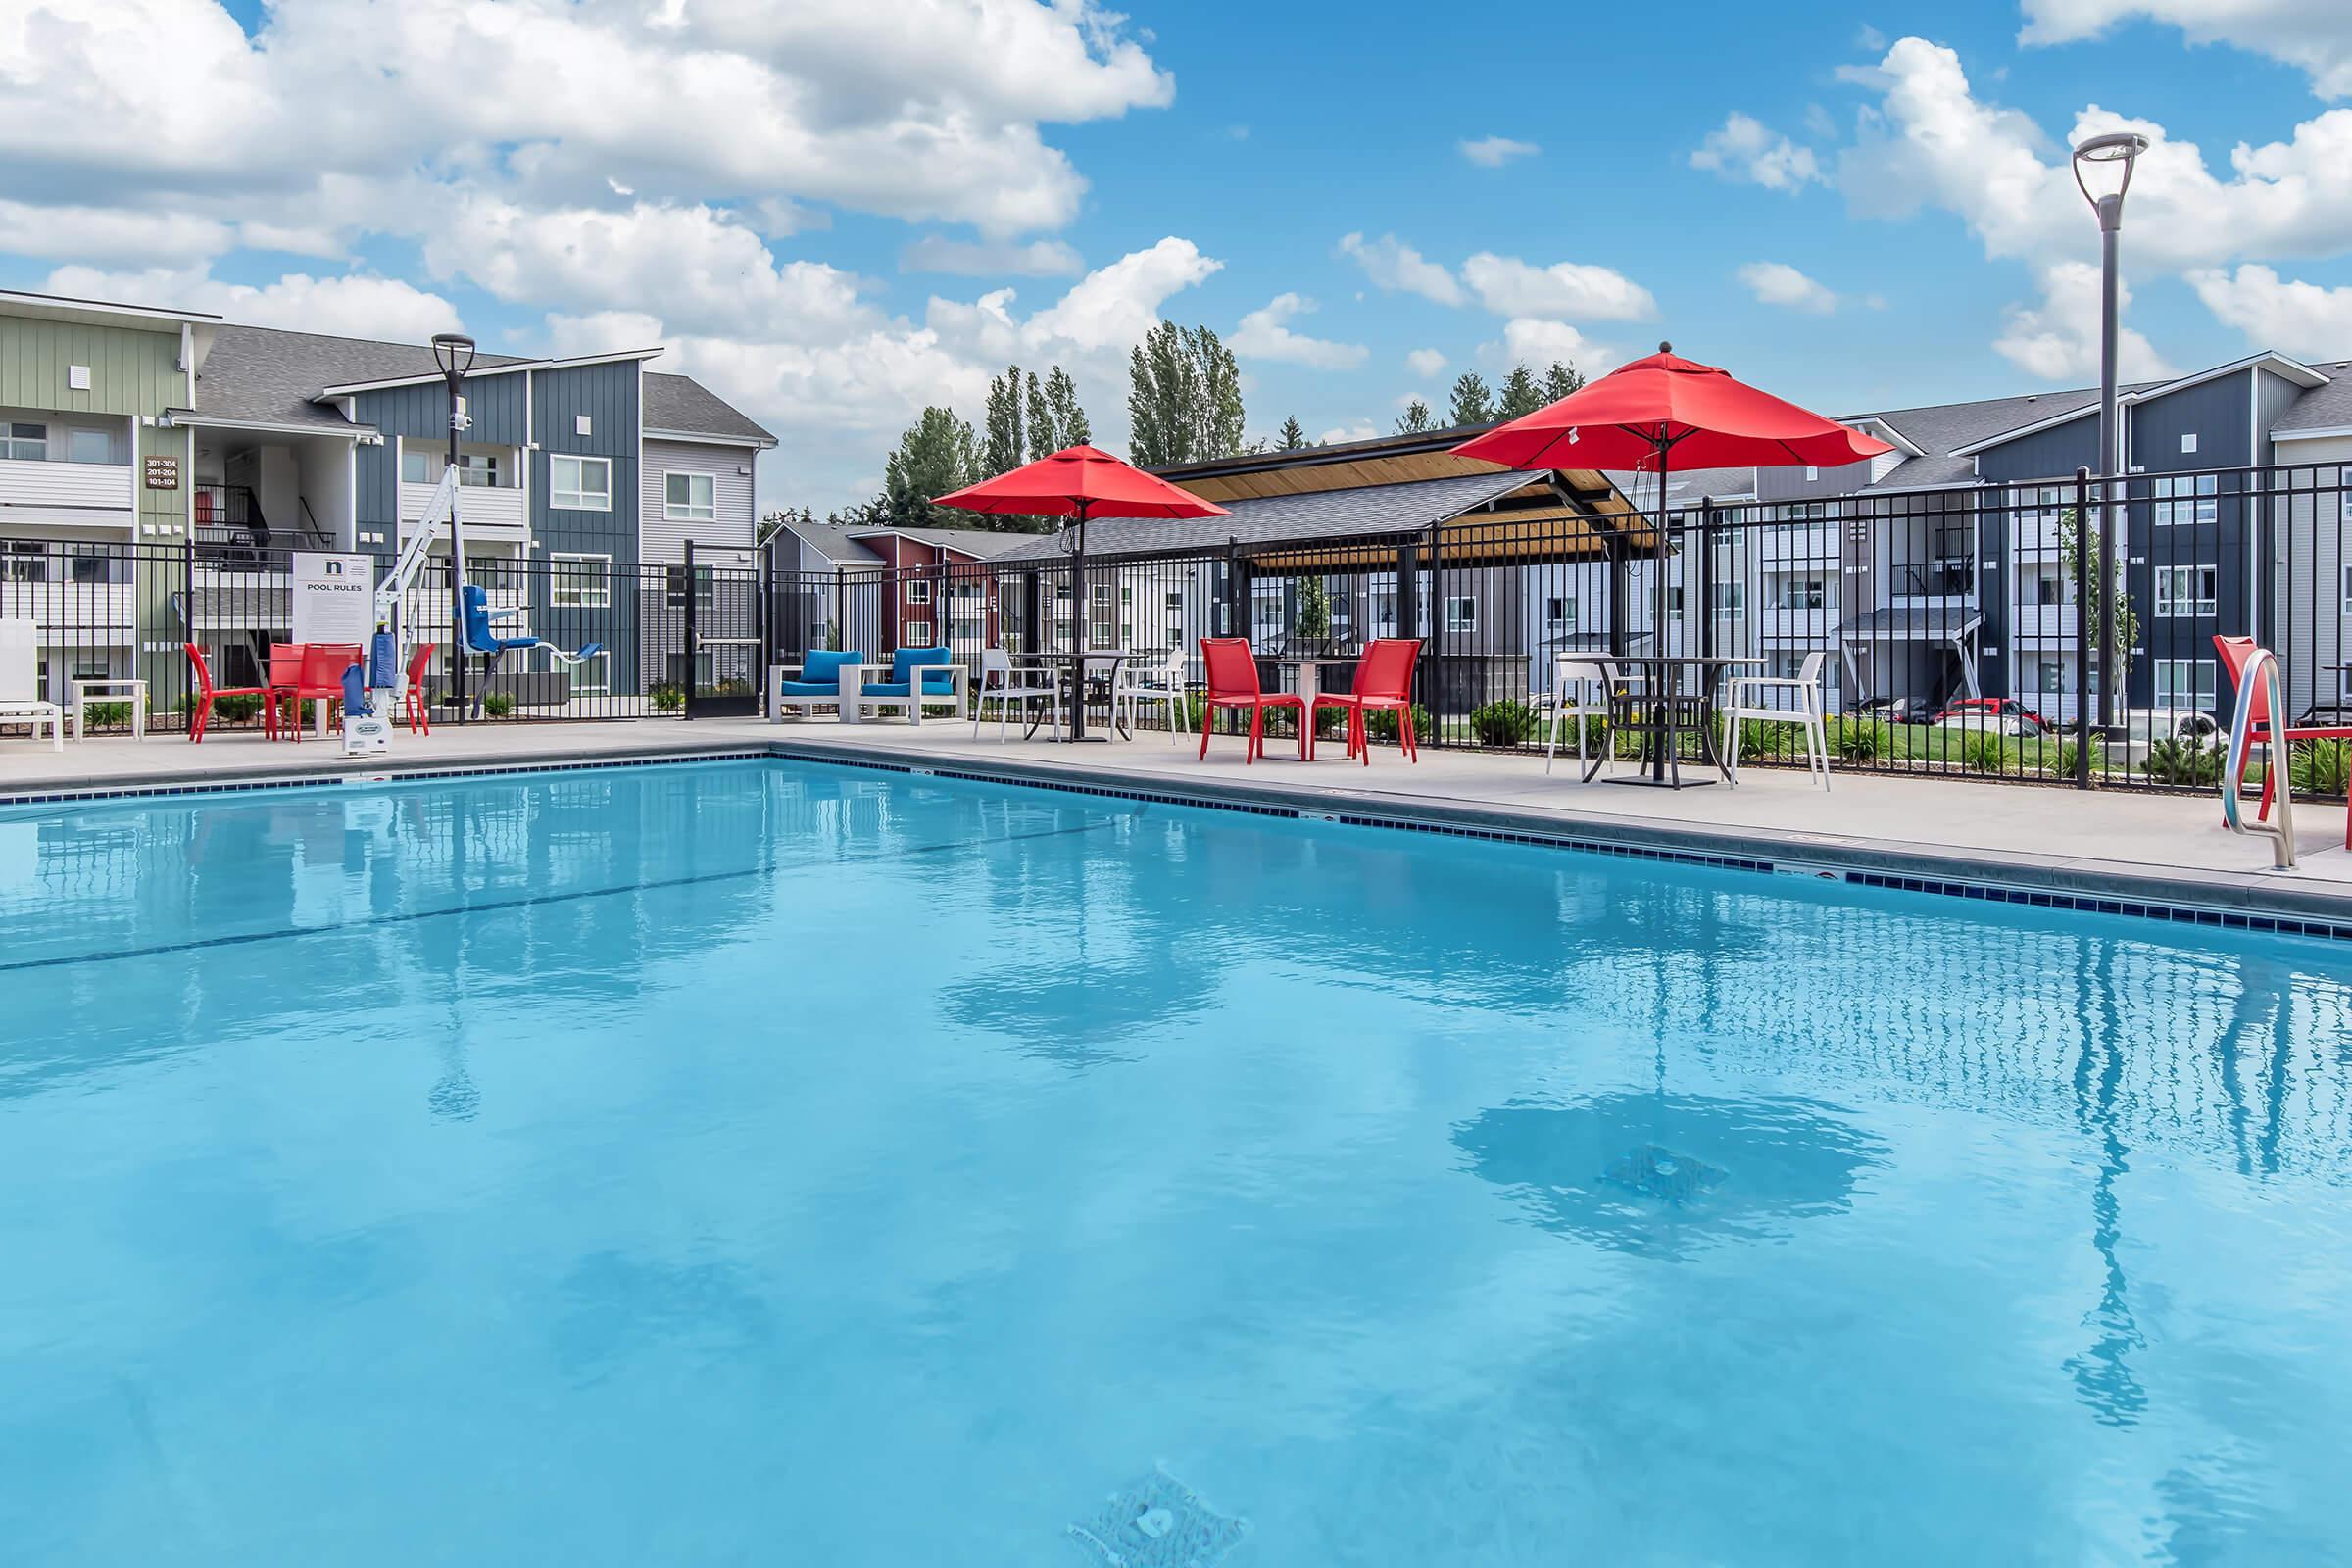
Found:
[760,460,2352,796]
[5,460,2348,801]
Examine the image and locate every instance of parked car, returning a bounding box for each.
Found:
[1852,696,1932,724]
[2131,706,2220,741]
[1931,697,2051,736]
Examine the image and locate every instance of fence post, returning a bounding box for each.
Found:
[2073,466,2092,789]
[756,538,772,720]
[1697,499,1716,661]
[682,537,698,722]
[451,555,467,723]
[1424,519,1442,746]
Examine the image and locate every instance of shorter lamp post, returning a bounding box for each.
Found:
[2072,131,2146,734]
[429,333,476,714]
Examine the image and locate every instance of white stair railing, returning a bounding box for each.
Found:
[2222,645,2296,870]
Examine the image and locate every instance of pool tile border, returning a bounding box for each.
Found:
[778,744,2352,944]
[5,741,2347,945]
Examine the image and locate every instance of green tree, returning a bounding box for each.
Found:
[1446,371,1494,428]
[1276,416,1308,451]
[1127,321,1246,467]
[1296,574,1332,646]
[983,364,1026,478]
[882,405,979,527]
[1394,399,1435,435]
[1041,366,1093,450]
[1496,364,1544,419]
[1542,360,1586,402]
[2059,506,2138,707]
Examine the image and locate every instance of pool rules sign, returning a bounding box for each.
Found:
[291,552,374,646]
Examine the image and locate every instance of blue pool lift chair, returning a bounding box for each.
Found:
[459,584,603,716]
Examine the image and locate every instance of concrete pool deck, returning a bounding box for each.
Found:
[3,715,2348,926]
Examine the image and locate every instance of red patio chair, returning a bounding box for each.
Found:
[289,642,361,743]
[2216,635,2352,848]
[1310,637,1422,764]
[268,643,306,740]
[1198,637,1306,763]
[182,643,277,743]
[403,641,437,735]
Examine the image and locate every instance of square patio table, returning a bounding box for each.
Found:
[1590,655,1766,789]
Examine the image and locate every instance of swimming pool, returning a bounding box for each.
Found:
[2,758,2347,1564]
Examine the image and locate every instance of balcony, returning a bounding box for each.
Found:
[0,457,135,529]
[0,549,138,647]
[401,479,526,535]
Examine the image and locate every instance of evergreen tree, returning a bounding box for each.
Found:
[982,364,1026,477]
[1128,321,1247,467]
[1024,370,1052,458]
[1446,371,1494,428]
[1394,399,1435,435]
[1543,360,1586,402]
[1043,366,1093,450]
[1276,416,1308,451]
[882,406,979,528]
[1496,364,1544,420]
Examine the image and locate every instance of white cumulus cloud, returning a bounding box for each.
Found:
[43,263,463,342]
[1458,135,1539,168]
[2020,0,2352,101]
[1690,113,1826,191]
[1406,347,1448,377]
[1461,254,1656,321]
[1992,262,2176,381]
[1230,293,1368,370]
[1337,232,1464,306]
[1737,261,1839,314]
[900,236,1085,277]
[2188,263,2352,350]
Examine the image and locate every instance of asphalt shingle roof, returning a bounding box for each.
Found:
[784,522,887,566]
[994,469,1536,561]
[644,371,774,444]
[2271,359,2352,433]
[187,323,528,431]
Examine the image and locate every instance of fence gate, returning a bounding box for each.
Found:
[680,539,763,718]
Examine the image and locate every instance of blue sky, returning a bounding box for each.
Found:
[6,0,2351,512]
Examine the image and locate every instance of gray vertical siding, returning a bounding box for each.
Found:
[353,371,529,530]
[640,438,755,564]
[2128,372,2253,712]
[532,361,643,692]
[1973,416,2097,484]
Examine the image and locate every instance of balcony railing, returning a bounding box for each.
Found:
[0,456,135,517]
[401,480,526,532]
[193,483,331,564]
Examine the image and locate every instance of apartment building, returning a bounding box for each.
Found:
[0,288,775,707]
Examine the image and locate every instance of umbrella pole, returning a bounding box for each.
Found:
[1653,434,1673,783]
[1069,500,1088,741]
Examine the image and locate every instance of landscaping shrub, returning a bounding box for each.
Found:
[79,701,137,730]
[1958,729,2012,775]
[650,682,685,713]
[481,691,516,719]
[2047,736,2105,779]
[2140,736,2224,786]
[1361,702,1432,747]
[1468,698,1540,747]
[1830,717,1887,762]
[1734,718,1804,763]
[177,690,266,724]
[2289,737,2352,797]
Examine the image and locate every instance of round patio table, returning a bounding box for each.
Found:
[1265,653,1363,760]
[1590,655,1766,789]
[1020,651,1129,742]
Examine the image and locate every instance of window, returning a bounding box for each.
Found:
[1709,583,1743,617]
[71,551,111,585]
[906,579,932,605]
[404,448,503,486]
[1444,596,1477,633]
[1544,595,1578,631]
[2154,658,2217,710]
[1090,581,1116,648]
[567,651,609,697]
[1665,586,1685,622]
[2154,565,2217,617]
[2030,565,2065,607]
[65,426,118,465]
[2035,661,2067,698]
[2343,564,2352,615]
[550,552,611,609]
[2152,473,2217,526]
[664,471,715,522]
[551,454,612,511]
[1777,578,1827,610]
[905,620,934,645]
[2,420,46,461]
[400,447,429,484]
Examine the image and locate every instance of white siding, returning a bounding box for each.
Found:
[641,438,755,564]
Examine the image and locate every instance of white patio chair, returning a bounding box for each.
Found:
[972,647,1059,741]
[0,620,64,752]
[1536,654,1614,776]
[1722,651,1831,790]
[1113,646,1192,742]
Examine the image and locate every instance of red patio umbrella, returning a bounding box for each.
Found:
[935,445,1228,741]
[1453,343,1891,781]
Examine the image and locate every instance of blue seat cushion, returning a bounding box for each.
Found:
[889,647,957,696]
[794,649,863,691]
[776,681,845,697]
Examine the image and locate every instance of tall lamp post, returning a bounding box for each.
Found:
[2072,131,2146,734]
[430,333,475,714]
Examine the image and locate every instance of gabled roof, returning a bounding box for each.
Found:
[314,345,662,397]
[184,323,531,432]
[2270,357,2352,435]
[644,372,774,446]
[849,524,1038,560]
[780,521,886,566]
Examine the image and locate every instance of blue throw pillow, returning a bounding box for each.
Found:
[802,649,863,689]
[894,647,956,695]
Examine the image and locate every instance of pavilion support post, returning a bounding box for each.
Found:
[1397,539,1422,719]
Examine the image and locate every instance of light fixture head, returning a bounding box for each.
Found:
[430,332,477,379]
[2072,132,2149,224]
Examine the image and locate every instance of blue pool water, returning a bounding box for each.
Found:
[2,759,2349,1564]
